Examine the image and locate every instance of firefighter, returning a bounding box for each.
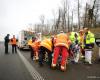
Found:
[28,37,36,60]
[31,39,41,60]
[38,37,54,67]
[83,28,95,64]
[4,34,10,54]
[10,35,18,53]
[51,31,69,71]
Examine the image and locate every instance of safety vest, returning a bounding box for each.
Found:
[69,32,75,43]
[11,38,17,45]
[31,40,41,51]
[40,38,52,51]
[86,31,95,44]
[54,33,69,49]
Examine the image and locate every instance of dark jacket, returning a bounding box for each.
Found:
[4,36,9,45]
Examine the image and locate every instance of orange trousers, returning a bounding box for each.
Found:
[52,46,69,66]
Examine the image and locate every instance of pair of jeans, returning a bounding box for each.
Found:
[12,44,17,53]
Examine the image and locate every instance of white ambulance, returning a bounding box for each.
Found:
[18,30,35,49]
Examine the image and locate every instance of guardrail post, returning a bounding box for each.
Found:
[99,47,100,59]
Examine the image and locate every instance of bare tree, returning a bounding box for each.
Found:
[40,15,45,33]
[55,8,61,33]
[87,0,96,27]
[83,3,88,28]
[71,11,73,31]
[51,10,56,34]
[67,4,70,32]
[93,0,100,27]
[78,0,80,30]
[61,0,67,32]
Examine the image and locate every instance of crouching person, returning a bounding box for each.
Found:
[28,37,36,60]
[39,37,54,67]
[51,31,69,71]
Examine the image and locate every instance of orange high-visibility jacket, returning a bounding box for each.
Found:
[10,38,17,45]
[54,33,69,49]
[31,40,41,51]
[40,38,52,51]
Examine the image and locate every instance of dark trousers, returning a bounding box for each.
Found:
[29,46,34,60]
[39,46,52,66]
[5,44,8,53]
[12,44,17,53]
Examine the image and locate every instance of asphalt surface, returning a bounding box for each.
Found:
[20,47,100,80]
[0,42,33,80]
[0,42,100,80]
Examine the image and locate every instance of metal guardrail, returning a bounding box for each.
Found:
[95,33,100,47]
[95,33,100,38]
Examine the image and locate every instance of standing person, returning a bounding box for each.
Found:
[83,28,95,64]
[11,35,17,53]
[51,31,70,71]
[4,34,10,54]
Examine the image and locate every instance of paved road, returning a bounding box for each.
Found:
[0,42,100,80]
[20,47,100,80]
[0,42,33,80]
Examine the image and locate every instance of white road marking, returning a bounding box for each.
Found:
[17,50,45,80]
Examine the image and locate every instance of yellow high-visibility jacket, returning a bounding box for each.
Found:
[40,38,52,51]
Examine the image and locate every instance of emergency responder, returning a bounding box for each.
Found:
[4,34,10,54]
[73,32,80,63]
[10,35,18,53]
[79,30,85,58]
[51,31,69,71]
[28,37,36,60]
[69,31,76,43]
[39,37,54,67]
[83,28,95,64]
[31,38,40,60]
[68,31,76,59]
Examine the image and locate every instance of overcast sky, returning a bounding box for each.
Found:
[0,0,91,41]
